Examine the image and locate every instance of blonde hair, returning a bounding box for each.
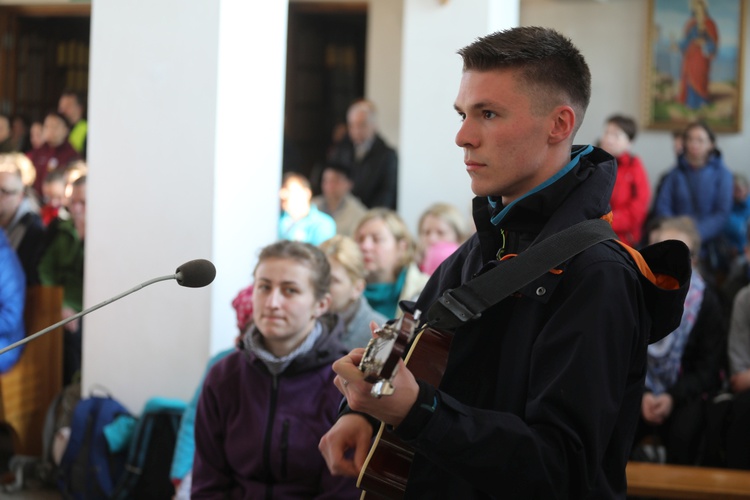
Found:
[651,216,702,257]
[319,235,366,283]
[355,208,415,269]
[418,202,469,243]
[0,153,36,188]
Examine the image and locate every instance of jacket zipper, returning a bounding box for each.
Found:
[280,419,290,479]
[263,374,279,500]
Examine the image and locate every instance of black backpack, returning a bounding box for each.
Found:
[111,397,186,500]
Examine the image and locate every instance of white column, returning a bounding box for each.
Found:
[84,0,287,412]
[397,0,520,231]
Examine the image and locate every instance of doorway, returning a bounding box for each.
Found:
[283,2,367,191]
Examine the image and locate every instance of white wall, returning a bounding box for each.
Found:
[521,0,750,188]
[366,0,404,149]
[85,0,286,412]
[397,0,520,231]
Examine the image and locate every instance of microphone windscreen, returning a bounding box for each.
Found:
[175,259,216,288]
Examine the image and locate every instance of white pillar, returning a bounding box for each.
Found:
[397,0,520,231]
[84,0,287,412]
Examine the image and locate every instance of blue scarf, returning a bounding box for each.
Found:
[646,271,705,395]
[364,267,407,318]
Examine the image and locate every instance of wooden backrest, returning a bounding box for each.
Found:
[0,285,64,456]
[627,461,750,499]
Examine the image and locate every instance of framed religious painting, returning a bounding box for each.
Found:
[644,0,745,132]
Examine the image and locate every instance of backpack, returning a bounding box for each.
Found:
[111,397,187,500]
[38,382,82,485]
[57,392,132,499]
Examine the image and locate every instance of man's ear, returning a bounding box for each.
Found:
[548,105,576,145]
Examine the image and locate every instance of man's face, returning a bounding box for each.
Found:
[0,172,23,226]
[43,115,69,147]
[321,169,352,202]
[454,69,559,203]
[347,108,375,146]
[68,183,86,228]
[58,95,81,123]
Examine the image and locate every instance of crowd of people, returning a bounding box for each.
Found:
[0,89,89,385]
[2,25,750,499]
[595,111,750,471]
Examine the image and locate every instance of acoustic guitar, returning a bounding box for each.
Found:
[356,312,454,499]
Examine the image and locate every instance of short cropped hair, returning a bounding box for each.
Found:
[607,114,638,141]
[458,26,591,133]
[254,240,331,300]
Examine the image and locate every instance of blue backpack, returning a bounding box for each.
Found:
[57,394,132,499]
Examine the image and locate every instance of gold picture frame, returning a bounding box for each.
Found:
[644,0,745,132]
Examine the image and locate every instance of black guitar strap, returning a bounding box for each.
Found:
[424,218,618,330]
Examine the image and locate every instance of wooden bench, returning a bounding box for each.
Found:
[627,461,750,499]
[0,285,64,456]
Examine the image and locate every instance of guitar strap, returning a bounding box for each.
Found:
[424,218,618,330]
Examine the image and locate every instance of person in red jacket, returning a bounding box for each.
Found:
[599,114,651,247]
[26,111,80,198]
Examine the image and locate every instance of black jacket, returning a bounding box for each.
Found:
[393,147,690,499]
[328,134,398,210]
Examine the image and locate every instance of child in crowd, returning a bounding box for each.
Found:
[598,114,651,247]
[278,172,336,245]
[40,170,67,226]
[632,216,726,465]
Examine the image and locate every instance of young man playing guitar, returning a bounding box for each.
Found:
[319,27,690,499]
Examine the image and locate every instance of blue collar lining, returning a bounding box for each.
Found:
[488,145,594,226]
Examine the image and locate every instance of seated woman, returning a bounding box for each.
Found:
[192,240,358,499]
[633,216,726,465]
[416,202,470,275]
[319,235,387,350]
[653,121,733,278]
[354,208,429,319]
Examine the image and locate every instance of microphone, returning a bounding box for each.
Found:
[0,259,216,356]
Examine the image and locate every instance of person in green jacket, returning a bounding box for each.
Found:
[38,175,85,384]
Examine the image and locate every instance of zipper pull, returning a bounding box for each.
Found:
[496,228,507,260]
